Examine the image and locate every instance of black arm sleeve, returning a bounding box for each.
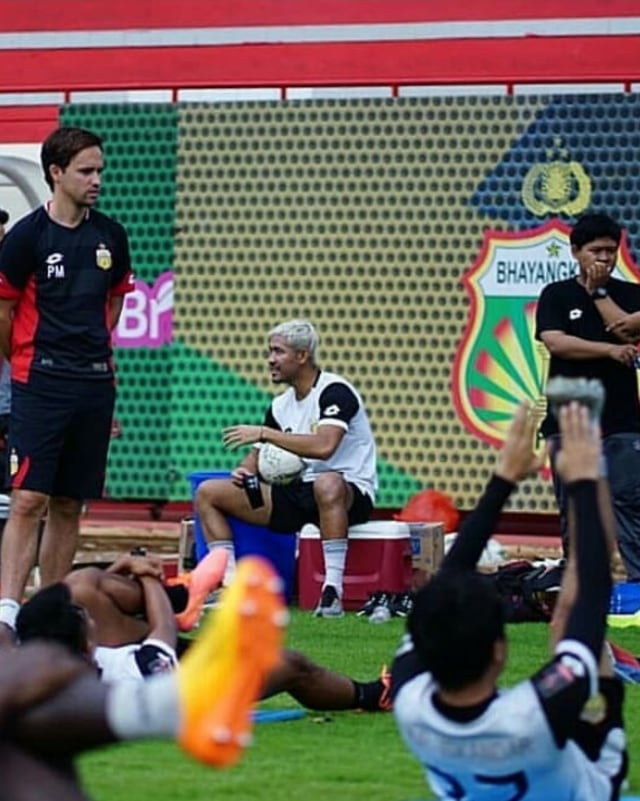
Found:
[263,407,281,431]
[563,480,611,659]
[441,475,515,572]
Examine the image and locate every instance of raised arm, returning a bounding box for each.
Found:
[442,403,541,572]
[553,403,611,659]
[138,575,177,650]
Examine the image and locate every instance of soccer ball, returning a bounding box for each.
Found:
[258,443,305,485]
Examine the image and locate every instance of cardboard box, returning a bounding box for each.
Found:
[409,521,444,590]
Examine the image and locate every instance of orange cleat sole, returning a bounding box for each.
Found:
[178,556,288,768]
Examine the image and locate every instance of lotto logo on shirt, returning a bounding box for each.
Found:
[46,253,65,279]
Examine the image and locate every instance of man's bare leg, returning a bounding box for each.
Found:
[313,473,352,612]
[195,479,273,541]
[195,477,274,586]
[39,496,83,587]
[261,649,389,712]
[0,489,48,639]
[0,489,48,601]
[262,649,358,709]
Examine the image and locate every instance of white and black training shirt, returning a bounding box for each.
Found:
[263,370,377,502]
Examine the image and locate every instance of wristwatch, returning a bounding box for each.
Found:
[590,286,608,300]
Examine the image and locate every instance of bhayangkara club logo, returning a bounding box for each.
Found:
[452,219,640,449]
[96,243,112,270]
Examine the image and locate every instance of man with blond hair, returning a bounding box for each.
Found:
[196,319,378,618]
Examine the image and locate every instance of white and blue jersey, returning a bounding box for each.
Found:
[392,635,626,801]
[95,638,177,682]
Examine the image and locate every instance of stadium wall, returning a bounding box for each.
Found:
[2,2,640,515]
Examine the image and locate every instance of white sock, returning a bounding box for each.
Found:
[208,540,236,586]
[0,598,20,630]
[322,539,348,598]
[106,673,180,740]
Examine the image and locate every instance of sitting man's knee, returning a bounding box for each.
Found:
[313,472,348,504]
[195,479,225,511]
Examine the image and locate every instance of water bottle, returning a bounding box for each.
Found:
[242,474,264,509]
[9,449,17,477]
[369,605,392,624]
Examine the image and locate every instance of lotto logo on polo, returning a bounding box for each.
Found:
[46,252,65,279]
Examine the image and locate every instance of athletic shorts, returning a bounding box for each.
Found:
[9,378,115,500]
[268,478,374,534]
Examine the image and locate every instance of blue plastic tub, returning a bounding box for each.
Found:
[610,582,640,614]
[188,471,297,603]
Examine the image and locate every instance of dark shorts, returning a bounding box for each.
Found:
[268,478,374,534]
[9,378,115,500]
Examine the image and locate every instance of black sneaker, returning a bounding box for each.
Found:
[356,591,386,617]
[313,585,344,618]
[355,664,392,712]
[390,592,414,618]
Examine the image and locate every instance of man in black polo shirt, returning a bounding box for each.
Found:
[536,212,640,578]
[0,126,134,639]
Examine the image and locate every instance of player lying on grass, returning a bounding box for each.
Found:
[17,552,391,712]
[0,557,286,801]
[18,549,230,681]
[392,398,628,801]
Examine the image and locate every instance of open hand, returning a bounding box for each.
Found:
[495,402,543,483]
[106,554,164,579]
[606,312,640,343]
[223,425,262,449]
[607,343,638,366]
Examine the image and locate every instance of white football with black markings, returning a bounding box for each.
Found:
[258,443,306,485]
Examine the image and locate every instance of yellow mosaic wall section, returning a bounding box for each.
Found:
[173,96,555,512]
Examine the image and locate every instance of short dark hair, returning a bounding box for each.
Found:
[0,209,8,225]
[41,126,103,190]
[16,582,89,656]
[408,570,505,691]
[570,213,622,249]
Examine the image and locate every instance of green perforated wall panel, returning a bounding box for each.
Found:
[60,104,178,498]
[172,97,543,510]
[61,94,640,514]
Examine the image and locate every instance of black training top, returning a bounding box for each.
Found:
[0,205,133,384]
[535,276,640,437]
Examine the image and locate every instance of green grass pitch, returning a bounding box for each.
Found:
[79,610,640,801]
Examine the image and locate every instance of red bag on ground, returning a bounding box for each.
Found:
[394,489,460,533]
